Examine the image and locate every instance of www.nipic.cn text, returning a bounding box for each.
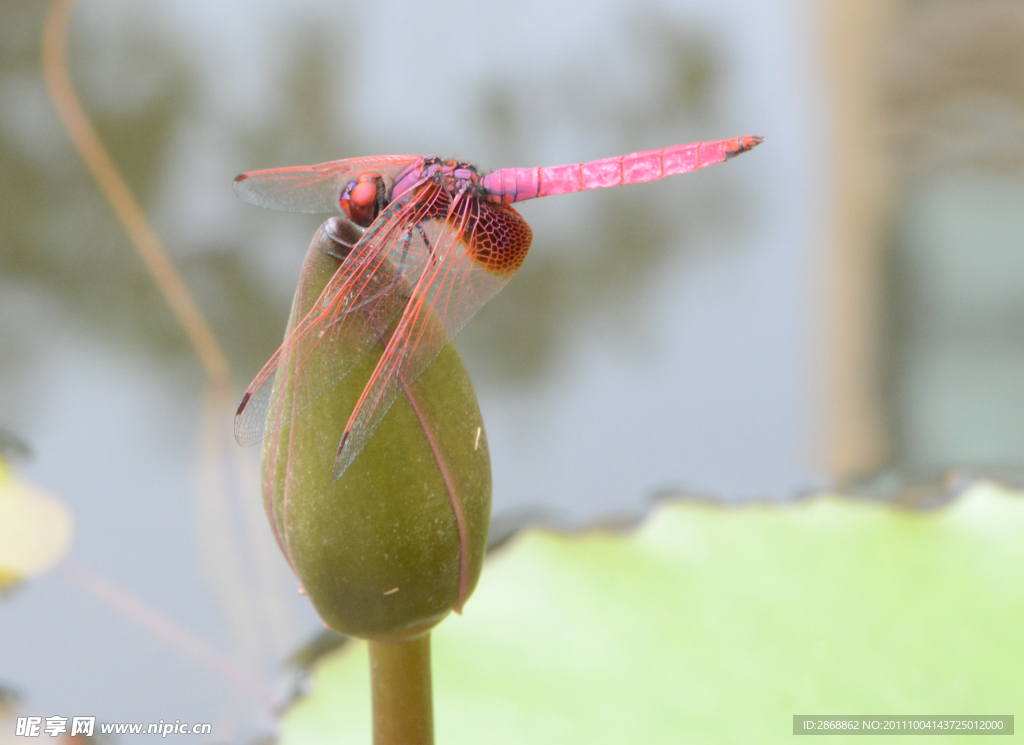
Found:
[15,717,212,738]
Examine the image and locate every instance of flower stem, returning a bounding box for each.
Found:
[369,633,434,745]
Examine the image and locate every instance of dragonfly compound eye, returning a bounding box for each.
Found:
[351,180,377,208]
[341,173,385,227]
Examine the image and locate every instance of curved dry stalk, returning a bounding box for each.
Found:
[41,0,232,393]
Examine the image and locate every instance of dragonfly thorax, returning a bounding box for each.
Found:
[391,157,486,202]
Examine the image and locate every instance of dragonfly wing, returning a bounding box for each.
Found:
[234,155,419,213]
[331,195,530,479]
[234,190,443,446]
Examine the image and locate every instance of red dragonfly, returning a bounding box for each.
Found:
[234,136,762,479]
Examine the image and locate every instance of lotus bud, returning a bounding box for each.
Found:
[260,218,491,641]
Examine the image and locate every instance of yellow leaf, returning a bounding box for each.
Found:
[0,459,73,589]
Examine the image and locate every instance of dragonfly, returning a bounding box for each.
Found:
[233,135,762,480]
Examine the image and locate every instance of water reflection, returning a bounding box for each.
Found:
[880,1,1024,485]
[462,19,722,385]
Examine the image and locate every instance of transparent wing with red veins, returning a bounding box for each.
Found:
[234,187,446,447]
[332,194,532,480]
[233,155,419,213]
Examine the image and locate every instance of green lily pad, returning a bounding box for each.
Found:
[282,483,1024,744]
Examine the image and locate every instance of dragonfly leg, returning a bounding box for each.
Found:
[396,227,414,273]
[393,219,433,276]
[415,222,439,266]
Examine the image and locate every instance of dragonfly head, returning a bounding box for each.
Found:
[340,171,393,228]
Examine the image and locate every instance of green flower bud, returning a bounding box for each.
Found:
[260,219,491,641]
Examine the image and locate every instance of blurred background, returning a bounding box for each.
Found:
[1,0,1023,740]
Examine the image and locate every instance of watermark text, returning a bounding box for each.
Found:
[16,717,212,738]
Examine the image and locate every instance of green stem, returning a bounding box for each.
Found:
[369,633,434,745]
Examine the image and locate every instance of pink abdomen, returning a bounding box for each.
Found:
[482,135,762,204]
